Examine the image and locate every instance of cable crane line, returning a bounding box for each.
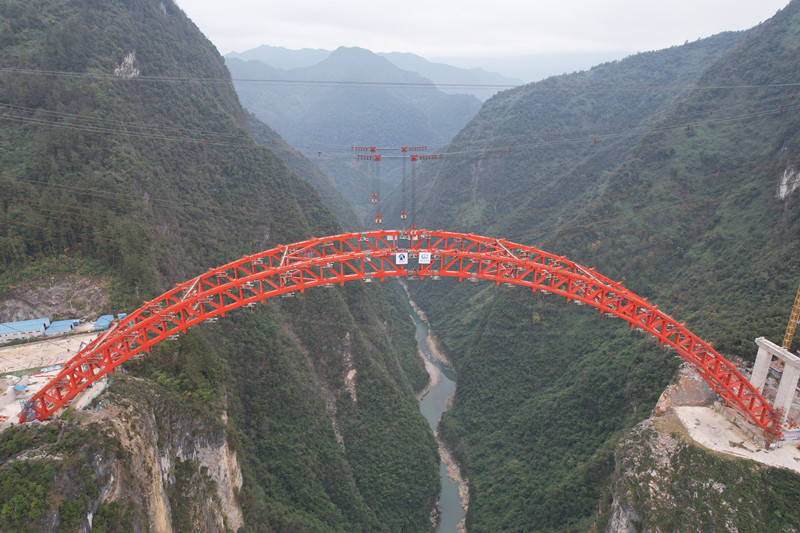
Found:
[373,154,381,225]
[351,145,444,227]
[2,91,797,158]
[401,156,407,224]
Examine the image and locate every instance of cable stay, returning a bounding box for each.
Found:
[351,145,435,226]
[373,154,382,225]
[401,156,407,225]
[411,154,417,228]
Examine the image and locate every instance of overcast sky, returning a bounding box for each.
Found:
[175,0,789,80]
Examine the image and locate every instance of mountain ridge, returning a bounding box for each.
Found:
[226,44,521,100]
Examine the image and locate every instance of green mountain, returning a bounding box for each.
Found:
[0,1,437,531]
[407,2,800,531]
[226,47,482,150]
[225,47,483,221]
[245,111,362,231]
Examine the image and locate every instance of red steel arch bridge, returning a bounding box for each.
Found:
[19,229,780,435]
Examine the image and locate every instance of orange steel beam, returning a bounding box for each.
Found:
[19,229,780,436]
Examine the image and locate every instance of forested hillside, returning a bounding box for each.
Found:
[408,2,800,531]
[245,112,362,230]
[0,1,438,531]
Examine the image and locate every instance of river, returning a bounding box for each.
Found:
[405,294,467,532]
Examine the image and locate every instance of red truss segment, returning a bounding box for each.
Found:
[19,230,779,435]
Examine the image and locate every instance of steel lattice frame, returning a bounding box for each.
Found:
[19,229,779,434]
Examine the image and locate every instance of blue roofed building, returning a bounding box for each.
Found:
[90,315,115,332]
[0,318,50,342]
[44,319,78,337]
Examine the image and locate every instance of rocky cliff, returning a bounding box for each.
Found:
[596,367,800,533]
[0,374,244,532]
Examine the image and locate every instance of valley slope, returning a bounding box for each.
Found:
[408,3,800,531]
[0,1,438,531]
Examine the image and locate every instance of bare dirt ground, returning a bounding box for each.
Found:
[416,351,440,400]
[0,331,100,427]
[0,332,98,374]
[0,273,112,427]
[654,364,800,473]
[0,274,110,323]
[675,405,800,474]
[0,365,107,428]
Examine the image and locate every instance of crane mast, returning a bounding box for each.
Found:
[782,280,800,350]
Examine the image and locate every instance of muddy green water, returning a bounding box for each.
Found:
[407,298,464,532]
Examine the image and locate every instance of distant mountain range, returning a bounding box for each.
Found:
[225,46,486,220]
[225,46,482,148]
[226,44,522,101]
[227,44,331,70]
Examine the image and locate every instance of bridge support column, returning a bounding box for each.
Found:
[775,362,800,422]
[750,344,773,393]
[754,337,800,425]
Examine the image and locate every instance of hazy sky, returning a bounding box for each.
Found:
[175,0,789,79]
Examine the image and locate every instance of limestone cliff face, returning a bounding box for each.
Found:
[104,377,244,532]
[0,275,110,323]
[98,379,244,533]
[0,375,244,533]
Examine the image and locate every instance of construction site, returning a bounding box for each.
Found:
[1,251,799,472]
[0,325,106,428]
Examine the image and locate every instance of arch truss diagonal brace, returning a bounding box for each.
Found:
[19,229,779,435]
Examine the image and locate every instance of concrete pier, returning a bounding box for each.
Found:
[751,337,800,424]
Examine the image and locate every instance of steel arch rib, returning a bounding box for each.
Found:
[19,229,778,435]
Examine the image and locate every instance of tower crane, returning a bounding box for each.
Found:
[782,280,800,351]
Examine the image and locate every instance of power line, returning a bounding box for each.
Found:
[3,66,800,91]
[1,82,797,247]
[2,82,796,160]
